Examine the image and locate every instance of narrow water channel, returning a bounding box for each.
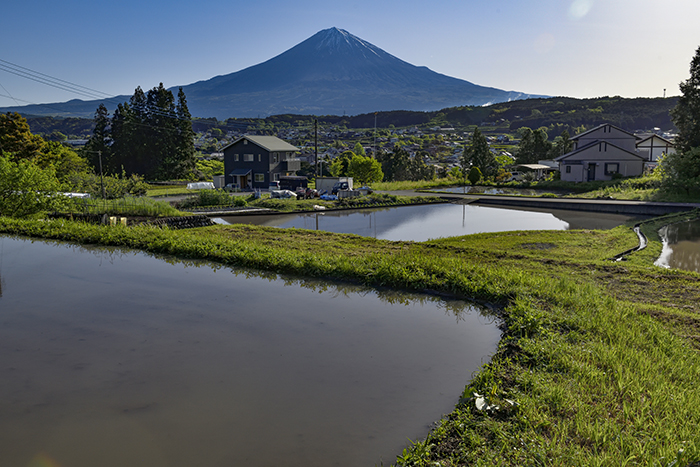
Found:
[0,236,500,467]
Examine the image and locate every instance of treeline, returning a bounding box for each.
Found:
[83,84,196,180]
[26,95,678,140]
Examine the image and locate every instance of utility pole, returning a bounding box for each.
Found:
[98,150,106,199]
[373,112,377,158]
[314,119,319,178]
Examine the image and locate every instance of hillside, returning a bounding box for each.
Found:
[24,96,677,140]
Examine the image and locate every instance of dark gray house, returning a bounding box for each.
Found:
[222,135,301,189]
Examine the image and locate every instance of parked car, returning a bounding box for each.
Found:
[331,182,349,194]
[508,171,524,182]
[269,181,280,190]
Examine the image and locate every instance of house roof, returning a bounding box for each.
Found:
[570,123,639,141]
[636,134,675,147]
[516,164,555,170]
[222,135,299,152]
[554,140,646,162]
[229,168,252,176]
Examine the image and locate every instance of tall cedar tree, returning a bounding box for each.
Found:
[87,85,195,180]
[83,104,111,171]
[671,45,700,153]
[463,128,497,179]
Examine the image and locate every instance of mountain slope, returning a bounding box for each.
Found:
[1,27,543,119]
[179,27,541,118]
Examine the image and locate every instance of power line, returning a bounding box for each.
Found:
[0,59,115,102]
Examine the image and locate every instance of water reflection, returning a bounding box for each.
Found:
[215,203,647,241]
[433,185,572,196]
[656,219,700,273]
[0,236,500,467]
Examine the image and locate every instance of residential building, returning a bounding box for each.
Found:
[554,124,670,182]
[222,135,300,189]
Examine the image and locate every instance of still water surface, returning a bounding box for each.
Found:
[216,203,648,241]
[656,219,700,273]
[0,236,500,467]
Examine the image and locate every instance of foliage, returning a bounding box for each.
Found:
[671,45,700,152]
[467,166,482,185]
[659,146,700,195]
[0,153,66,218]
[69,196,183,217]
[195,158,224,179]
[64,171,148,199]
[347,154,383,185]
[378,144,435,182]
[0,112,46,162]
[329,151,354,176]
[85,85,196,180]
[515,127,551,164]
[462,128,497,179]
[177,190,247,209]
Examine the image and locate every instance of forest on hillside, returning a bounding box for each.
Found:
[23,96,677,139]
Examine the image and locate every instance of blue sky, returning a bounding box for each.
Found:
[1,0,699,113]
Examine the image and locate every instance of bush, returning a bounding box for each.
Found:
[65,171,148,199]
[178,190,247,208]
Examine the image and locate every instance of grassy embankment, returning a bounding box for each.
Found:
[1,207,700,466]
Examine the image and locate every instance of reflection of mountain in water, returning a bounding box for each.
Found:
[656,220,700,273]
[215,204,639,242]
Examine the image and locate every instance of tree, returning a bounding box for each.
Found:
[516,127,552,164]
[671,45,700,153]
[330,151,354,176]
[90,85,197,180]
[548,130,573,159]
[662,45,700,193]
[347,155,383,185]
[83,103,112,172]
[353,142,366,157]
[0,154,65,218]
[462,128,497,179]
[0,112,46,162]
[467,166,482,185]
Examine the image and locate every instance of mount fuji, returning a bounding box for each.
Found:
[2,28,544,119]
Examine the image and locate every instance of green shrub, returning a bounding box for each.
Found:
[178,190,247,208]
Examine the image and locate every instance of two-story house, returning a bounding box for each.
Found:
[555,124,648,182]
[222,135,301,189]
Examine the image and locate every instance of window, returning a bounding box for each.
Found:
[273,153,279,163]
[565,165,572,174]
[254,173,265,183]
[258,154,261,162]
[244,154,254,162]
[273,173,280,181]
[604,163,619,175]
[234,154,239,161]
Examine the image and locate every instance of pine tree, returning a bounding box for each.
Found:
[83,104,112,171]
[671,45,700,152]
[463,128,497,179]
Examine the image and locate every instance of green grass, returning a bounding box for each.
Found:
[146,185,191,197]
[1,210,700,466]
[68,196,184,217]
[246,193,443,212]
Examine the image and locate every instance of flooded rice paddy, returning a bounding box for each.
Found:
[656,218,700,273]
[0,236,500,467]
[215,203,650,241]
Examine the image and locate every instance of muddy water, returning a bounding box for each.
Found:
[656,219,700,273]
[215,203,647,241]
[0,236,500,467]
